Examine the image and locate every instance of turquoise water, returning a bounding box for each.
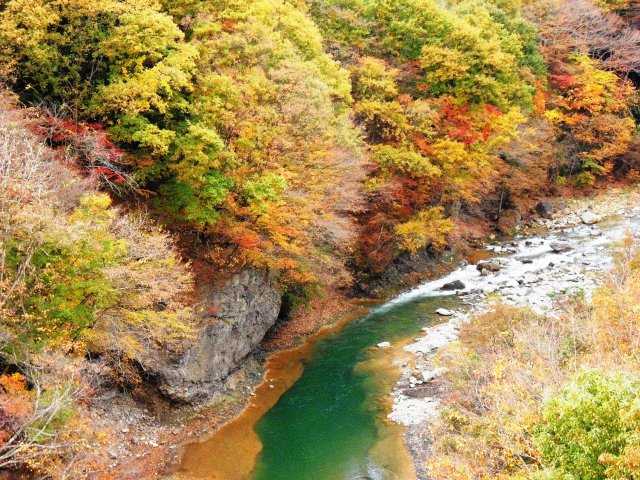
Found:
[250,294,460,480]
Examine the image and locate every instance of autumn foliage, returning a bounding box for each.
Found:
[319,0,542,274]
[0,0,640,476]
[0,0,359,287]
[1,0,638,285]
[0,94,197,476]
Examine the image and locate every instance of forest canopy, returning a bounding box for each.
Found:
[2,0,640,476]
[0,0,637,282]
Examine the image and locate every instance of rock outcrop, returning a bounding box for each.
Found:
[144,269,281,403]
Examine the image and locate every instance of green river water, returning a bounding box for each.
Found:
[249,294,460,480]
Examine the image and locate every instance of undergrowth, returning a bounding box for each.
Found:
[428,235,640,479]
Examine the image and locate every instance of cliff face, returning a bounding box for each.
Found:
[146,269,282,403]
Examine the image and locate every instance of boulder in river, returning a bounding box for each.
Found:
[440,280,465,291]
[377,341,391,349]
[476,259,502,273]
[435,308,455,316]
[550,241,572,253]
[580,211,601,225]
[535,201,554,219]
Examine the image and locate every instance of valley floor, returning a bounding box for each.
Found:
[165,187,640,480]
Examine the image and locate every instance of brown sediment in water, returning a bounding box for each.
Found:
[177,253,480,480]
[176,303,419,480]
[355,339,417,480]
[176,304,371,480]
[177,352,304,480]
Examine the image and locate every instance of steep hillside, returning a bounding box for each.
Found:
[0,92,197,476]
[1,0,638,294]
[0,92,292,477]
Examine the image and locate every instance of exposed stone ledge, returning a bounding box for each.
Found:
[146,269,281,403]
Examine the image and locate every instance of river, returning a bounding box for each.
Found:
[177,191,640,480]
[179,292,462,480]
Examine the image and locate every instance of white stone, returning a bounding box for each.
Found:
[387,195,640,437]
[419,367,446,383]
[377,341,391,349]
[388,396,440,426]
[580,211,601,225]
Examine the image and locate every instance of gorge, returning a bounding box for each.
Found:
[3,0,640,479]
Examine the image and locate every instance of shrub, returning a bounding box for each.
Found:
[351,57,399,101]
[593,0,630,11]
[7,193,125,346]
[545,55,636,181]
[394,207,453,253]
[0,94,195,356]
[0,369,78,473]
[373,145,441,178]
[427,238,640,480]
[535,370,640,480]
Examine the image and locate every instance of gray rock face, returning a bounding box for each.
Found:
[152,269,281,403]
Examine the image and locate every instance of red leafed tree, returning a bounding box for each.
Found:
[30,114,134,192]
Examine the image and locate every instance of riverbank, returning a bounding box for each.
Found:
[164,303,374,479]
[388,186,640,479]
[113,257,459,478]
[160,187,638,480]
[172,293,463,479]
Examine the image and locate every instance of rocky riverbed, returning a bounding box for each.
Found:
[386,188,640,480]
